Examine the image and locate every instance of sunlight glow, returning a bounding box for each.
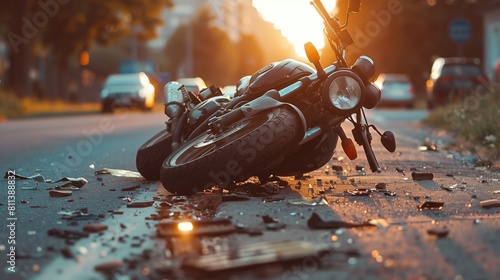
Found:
[252,0,337,58]
[178,222,194,232]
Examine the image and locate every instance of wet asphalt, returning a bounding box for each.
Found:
[1,108,500,280]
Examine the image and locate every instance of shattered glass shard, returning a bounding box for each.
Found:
[307,212,376,229]
[95,168,142,178]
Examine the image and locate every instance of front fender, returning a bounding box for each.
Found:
[239,90,307,139]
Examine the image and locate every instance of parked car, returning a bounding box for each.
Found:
[374,73,415,109]
[177,77,207,95]
[426,57,488,109]
[100,72,156,113]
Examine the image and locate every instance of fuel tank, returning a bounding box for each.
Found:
[237,59,315,97]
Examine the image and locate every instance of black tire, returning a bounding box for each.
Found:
[160,107,302,195]
[270,130,338,176]
[136,129,172,180]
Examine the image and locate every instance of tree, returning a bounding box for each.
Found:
[1,0,173,99]
[164,9,240,86]
[322,0,484,93]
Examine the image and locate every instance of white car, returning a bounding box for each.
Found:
[375,73,415,109]
[100,72,156,113]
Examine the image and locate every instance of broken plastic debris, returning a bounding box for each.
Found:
[493,190,500,194]
[54,177,88,190]
[411,172,434,181]
[345,188,372,196]
[121,185,140,191]
[83,223,109,233]
[49,190,72,197]
[4,172,46,182]
[418,201,444,210]
[266,223,286,230]
[375,183,387,190]
[441,184,457,192]
[127,201,154,208]
[427,227,449,238]
[307,212,376,229]
[287,197,328,206]
[95,168,142,178]
[94,259,123,274]
[331,165,343,172]
[480,199,500,209]
[262,215,279,223]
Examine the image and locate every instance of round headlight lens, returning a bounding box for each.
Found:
[328,75,363,111]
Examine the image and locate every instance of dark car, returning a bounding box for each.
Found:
[374,73,416,109]
[100,72,156,113]
[426,57,488,109]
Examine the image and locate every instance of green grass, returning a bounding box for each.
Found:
[424,87,500,162]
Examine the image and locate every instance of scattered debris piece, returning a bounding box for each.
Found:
[412,172,434,181]
[427,227,449,238]
[266,223,286,230]
[441,184,457,192]
[54,177,88,189]
[367,218,390,228]
[83,223,109,233]
[375,183,387,190]
[49,190,72,197]
[418,139,438,151]
[345,188,372,196]
[127,201,154,208]
[4,172,88,189]
[156,219,235,237]
[480,199,500,209]
[288,197,328,206]
[48,229,89,240]
[307,213,376,229]
[493,190,500,194]
[262,215,279,223]
[21,185,38,190]
[418,201,444,210]
[121,185,140,192]
[331,165,343,172]
[94,259,123,274]
[95,168,142,178]
[4,172,46,182]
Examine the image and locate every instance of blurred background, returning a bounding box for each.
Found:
[0,0,498,116]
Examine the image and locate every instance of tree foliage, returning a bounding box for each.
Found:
[1,0,173,98]
[164,9,265,86]
[322,0,485,93]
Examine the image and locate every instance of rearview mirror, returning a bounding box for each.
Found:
[348,0,361,13]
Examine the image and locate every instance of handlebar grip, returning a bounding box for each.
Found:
[360,125,381,173]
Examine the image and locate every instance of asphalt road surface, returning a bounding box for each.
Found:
[1,109,500,280]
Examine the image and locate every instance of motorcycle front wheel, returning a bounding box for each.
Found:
[160,107,302,195]
[136,129,172,180]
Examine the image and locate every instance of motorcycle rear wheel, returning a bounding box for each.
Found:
[160,107,301,195]
[136,129,172,180]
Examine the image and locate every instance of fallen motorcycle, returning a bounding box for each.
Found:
[136,0,396,195]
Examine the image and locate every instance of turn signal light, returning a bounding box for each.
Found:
[342,138,357,160]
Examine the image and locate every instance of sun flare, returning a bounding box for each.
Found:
[252,0,337,58]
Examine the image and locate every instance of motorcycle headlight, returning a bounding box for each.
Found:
[322,70,365,114]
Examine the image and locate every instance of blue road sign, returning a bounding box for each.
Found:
[448,19,472,44]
